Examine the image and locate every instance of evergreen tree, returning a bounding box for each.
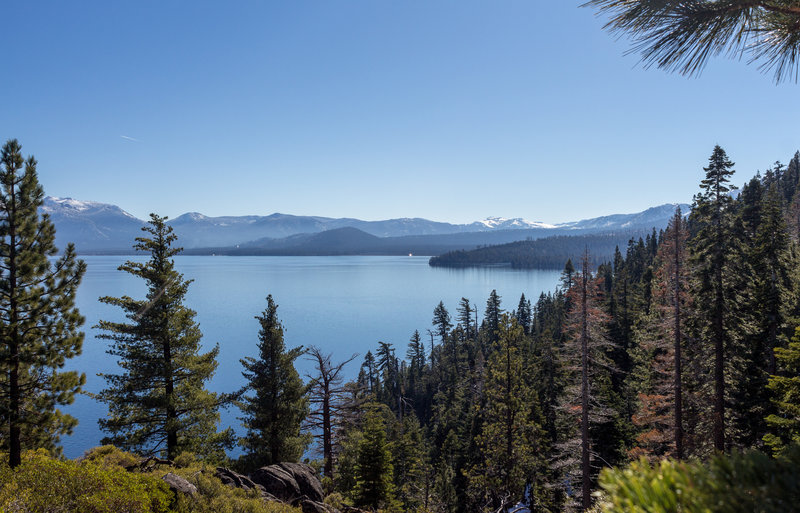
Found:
[629,209,691,460]
[557,252,617,510]
[467,316,547,511]
[764,327,800,454]
[432,301,453,344]
[390,414,430,511]
[0,140,86,468]
[688,145,737,452]
[361,351,378,396]
[515,293,532,335]
[456,297,474,341]
[561,259,575,290]
[731,184,793,448]
[95,214,233,460]
[484,290,503,345]
[239,295,310,469]
[353,405,397,510]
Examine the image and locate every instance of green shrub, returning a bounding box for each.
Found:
[597,445,800,513]
[0,447,303,513]
[0,449,171,513]
[81,444,140,469]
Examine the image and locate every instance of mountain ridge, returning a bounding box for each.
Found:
[41,196,689,254]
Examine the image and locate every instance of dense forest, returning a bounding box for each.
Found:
[3,140,800,512]
[428,231,651,269]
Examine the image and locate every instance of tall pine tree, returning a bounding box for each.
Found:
[95,214,233,460]
[688,145,737,452]
[239,295,310,469]
[0,140,86,468]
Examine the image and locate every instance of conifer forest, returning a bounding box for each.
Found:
[2,136,800,513]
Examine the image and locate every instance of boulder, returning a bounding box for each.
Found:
[249,462,324,503]
[278,463,324,502]
[214,467,280,501]
[215,467,260,491]
[162,472,197,495]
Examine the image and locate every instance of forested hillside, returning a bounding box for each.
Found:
[314,147,800,511]
[4,139,800,513]
[428,231,654,269]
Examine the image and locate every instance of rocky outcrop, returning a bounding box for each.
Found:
[214,467,280,502]
[215,467,260,492]
[216,462,334,512]
[249,462,324,503]
[162,472,197,495]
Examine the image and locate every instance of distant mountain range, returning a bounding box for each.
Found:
[41,196,689,255]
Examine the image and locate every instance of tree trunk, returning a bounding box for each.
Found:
[8,181,21,468]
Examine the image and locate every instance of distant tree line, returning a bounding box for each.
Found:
[428,231,654,269]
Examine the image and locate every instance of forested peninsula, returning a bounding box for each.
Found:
[428,231,651,269]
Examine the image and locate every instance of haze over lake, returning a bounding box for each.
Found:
[63,255,561,458]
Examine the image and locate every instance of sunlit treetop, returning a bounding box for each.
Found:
[585,0,800,82]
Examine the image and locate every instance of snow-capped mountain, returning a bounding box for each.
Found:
[472,217,557,230]
[40,196,689,253]
[42,197,144,252]
[556,203,688,231]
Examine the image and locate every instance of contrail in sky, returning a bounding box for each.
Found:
[120,135,140,142]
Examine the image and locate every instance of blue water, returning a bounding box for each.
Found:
[62,255,561,458]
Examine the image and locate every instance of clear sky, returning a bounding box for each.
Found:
[2,1,798,224]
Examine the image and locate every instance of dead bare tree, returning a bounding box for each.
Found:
[304,346,358,480]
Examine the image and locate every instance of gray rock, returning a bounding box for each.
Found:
[162,472,197,495]
[250,465,302,501]
[278,463,324,502]
[215,467,260,491]
[215,467,283,501]
[249,462,324,503]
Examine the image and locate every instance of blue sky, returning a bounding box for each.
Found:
[2,1,799,224]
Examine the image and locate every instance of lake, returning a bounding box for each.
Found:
[62,255,561,459]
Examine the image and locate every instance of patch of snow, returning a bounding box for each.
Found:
[43,196,139,220]
[477,217,557,229]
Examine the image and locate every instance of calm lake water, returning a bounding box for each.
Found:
[62,255,561,458]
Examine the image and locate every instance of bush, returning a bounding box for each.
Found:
[0,447,303,513]
[0,449,171,513]
[597,445,800,513]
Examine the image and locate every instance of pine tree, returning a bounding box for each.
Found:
[484,290,503,345]
[361,351,378,396]
[557,252,616,510]
[353,405,397,510]
[95,214,233,460]
[0,140,86,468]
[432,301,453,344]
[764,327,800,454]
[629,209,691,460]
[731,183,793,448]
[390,414,430,511]
[515,293,532,335]
[239,295,310,469]
[468,316,547,510]
[456,297,474,340]
[688,145,737,452]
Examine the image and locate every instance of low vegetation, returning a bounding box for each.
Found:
[596,444,800,513]
[0,446,301,513]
